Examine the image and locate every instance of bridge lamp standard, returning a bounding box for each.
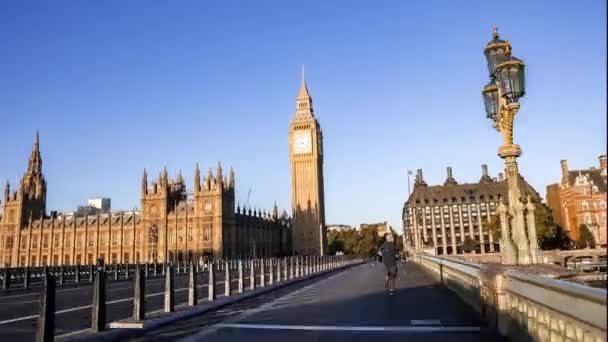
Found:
[481,26,539,265]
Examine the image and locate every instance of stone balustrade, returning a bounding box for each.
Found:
[414,253,607,341]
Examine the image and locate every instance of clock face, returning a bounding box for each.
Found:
[293,131,312,154]
[204,201,212,212]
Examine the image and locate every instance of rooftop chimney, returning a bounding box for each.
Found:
[444,166,457,186]
[560,160,569,184]
[480,164,492,183]
[600,154,607,172]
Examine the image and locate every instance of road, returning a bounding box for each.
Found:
[127,262,502,341]
[0,270,240,341]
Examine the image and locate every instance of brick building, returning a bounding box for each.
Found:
[546,155,607,246]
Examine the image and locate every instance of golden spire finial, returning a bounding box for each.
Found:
[493,25,499,39]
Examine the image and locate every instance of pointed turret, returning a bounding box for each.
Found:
[142,169,148,195]
[216,162,223,186]
[479,164,493,183]
[27,131,43,175]
[3,180,9,202]
[295,67,314,118]
[160,166,168,185]
[176,169,184,186]
[228,166,235,188]
[194,163,201,192]
[272,201,279,220]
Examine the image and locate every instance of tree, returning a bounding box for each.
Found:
[578,224,595,249]
[462,237,477,253]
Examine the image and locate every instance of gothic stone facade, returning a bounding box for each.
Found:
[403,165,542,255]
[289,77,327,256]
[546,155,607,245]
[0,134,291,267]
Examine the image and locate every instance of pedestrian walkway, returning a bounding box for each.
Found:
[130,261,502,341]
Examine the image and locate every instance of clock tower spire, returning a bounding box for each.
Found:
[289,73,327,256]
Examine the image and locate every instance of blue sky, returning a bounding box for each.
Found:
[1,1,606,232]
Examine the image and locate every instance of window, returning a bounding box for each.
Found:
[20,238,27,249]
[31,236,38,249]
[203,224,212,241]
[65,234,71,248]
[43,234,49,248]
[53,235,60,248]
[5,237,13,249]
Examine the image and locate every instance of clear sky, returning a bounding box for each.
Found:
[1,1,606,232]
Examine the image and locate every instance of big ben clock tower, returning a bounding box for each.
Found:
[289,74,327,256]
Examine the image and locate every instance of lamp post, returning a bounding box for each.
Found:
[481,26,539,265]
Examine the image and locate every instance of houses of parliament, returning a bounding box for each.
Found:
[0,77,328,267]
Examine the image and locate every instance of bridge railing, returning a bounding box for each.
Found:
[414,253,607,342]
[24,255,357,341]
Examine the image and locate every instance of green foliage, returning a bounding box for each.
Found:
[462,237,477,253]
[578,224,595,248]
[327,228,404,257]
[486,203,572,250]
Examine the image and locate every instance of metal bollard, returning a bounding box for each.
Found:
[153,263,158,277]
[89,265,94,283]
[238,260,244,293]
[276,259,282,283]
[75,265,80,284]
[290,257,294,280]
[260,259,265,287]
[208,262,216,301]
[114,265,119,281]
[2,268,10,291]
[91,269,106,332]
[283,258,288,280]
[144,263,149,278]
[295,257,300,278]
[133,265,145,321]
[188,264,197,306]
[224,261,231,297]
[250,259,256,290]
[58,266,65,285]
[165,265,174,312]
[35,272,56,342]
[125,264,130,280]
[24,268,30,289]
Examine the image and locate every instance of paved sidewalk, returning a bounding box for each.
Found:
[129,261,502,342]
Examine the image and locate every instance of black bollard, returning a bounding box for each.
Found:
[75,265,80,284]
[144,263,149,278]
[91,269,106,332]
[164,265,174,312]
[23,267,30,289]
[125,264,130,280]
[153,263,158,277]
[114,264,119,281]
[188,264,197,306]
[133,265,145,321]
[89,265,94,283]
[58,266,65,285]
[2,268,10,291]
[208,262,215,301]
[35,273,56,342]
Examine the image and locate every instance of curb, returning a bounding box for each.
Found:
[59,261,364,342]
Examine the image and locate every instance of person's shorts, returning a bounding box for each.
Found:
[386,265,397,278]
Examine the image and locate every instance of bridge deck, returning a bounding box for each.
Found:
[130,262,502,342]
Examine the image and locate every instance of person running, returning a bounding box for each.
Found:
[383,233,398,295]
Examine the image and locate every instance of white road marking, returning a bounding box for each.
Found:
[180,265,362,342]
[215,323,481,333]
[411,319,441,326]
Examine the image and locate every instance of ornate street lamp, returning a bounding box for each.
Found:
[481,26,539,265]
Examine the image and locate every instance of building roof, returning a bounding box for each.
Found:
[566,169,607,193]
[406,174,541,208]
